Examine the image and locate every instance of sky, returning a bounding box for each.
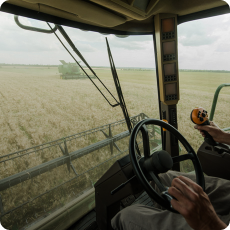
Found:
[0,7,230,70]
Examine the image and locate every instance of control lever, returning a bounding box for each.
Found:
[191,107,218,146]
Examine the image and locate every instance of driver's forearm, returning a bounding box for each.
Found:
[220,132,230,145]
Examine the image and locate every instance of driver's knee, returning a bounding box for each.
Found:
[159,170,196,185]
[111,205,148,230]
[111,205,133,230]
[111,204,162,230]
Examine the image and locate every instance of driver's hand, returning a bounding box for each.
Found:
[194,121,229,144]
[168,176,227,230]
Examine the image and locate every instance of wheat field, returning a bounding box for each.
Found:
[0,67,229,158]
[0,66,230,229]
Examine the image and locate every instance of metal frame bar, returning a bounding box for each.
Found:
[152,15,163,143]
[14,15,58,33]
[0,114,144,163]
[1,149,127,218]
[0,113,149,219]
[209,83,230,121]
[101,125,122,154]
[0,131,129,191]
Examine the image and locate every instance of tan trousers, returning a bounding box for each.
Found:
[111,171,230,230]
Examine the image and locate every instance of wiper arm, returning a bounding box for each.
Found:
[55,25,96,76]
[47,23,120,108]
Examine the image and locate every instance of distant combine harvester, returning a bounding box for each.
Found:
[58,60,94,79]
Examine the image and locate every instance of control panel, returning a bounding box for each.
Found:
[154,14,179,105]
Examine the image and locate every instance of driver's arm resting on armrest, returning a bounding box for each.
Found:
[195,121,230,145]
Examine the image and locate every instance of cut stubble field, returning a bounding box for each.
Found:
[0,66,229,229]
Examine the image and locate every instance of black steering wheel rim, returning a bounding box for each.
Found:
[129,118,205,213]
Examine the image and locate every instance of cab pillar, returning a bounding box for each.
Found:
[153,14,180,171]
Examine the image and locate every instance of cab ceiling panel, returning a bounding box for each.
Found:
[7,0,127,27]
[6,0,94,26]
[1,0,230,35]
[90,0,227,17]
[167,0,227,15]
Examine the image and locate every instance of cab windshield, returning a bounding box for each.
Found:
[0,12,230,230]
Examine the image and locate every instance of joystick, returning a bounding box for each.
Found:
[191,107,218,146]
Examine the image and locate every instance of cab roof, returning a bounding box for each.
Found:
[1,0,230,34]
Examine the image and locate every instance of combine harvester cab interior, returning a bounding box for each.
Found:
[0,0,230,230]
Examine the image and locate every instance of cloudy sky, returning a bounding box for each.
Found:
[0,8,230,70]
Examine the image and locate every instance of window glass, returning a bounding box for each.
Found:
[0,12,159,229]
[177,14,230,172]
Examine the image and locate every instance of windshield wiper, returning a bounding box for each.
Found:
[105,37,133,133]
[46,22,120,108]
[106,38,141,156]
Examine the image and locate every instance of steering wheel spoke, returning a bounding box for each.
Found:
[172,153,193,164]
[140,125,151,158]
[149,171,167,192]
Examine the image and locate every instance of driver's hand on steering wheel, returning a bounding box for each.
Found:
[168,176,227,230]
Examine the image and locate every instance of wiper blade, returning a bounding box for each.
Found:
[105,37,133,133]
[106,38,141,156]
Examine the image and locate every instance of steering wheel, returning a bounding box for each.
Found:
[129,119,205,213]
